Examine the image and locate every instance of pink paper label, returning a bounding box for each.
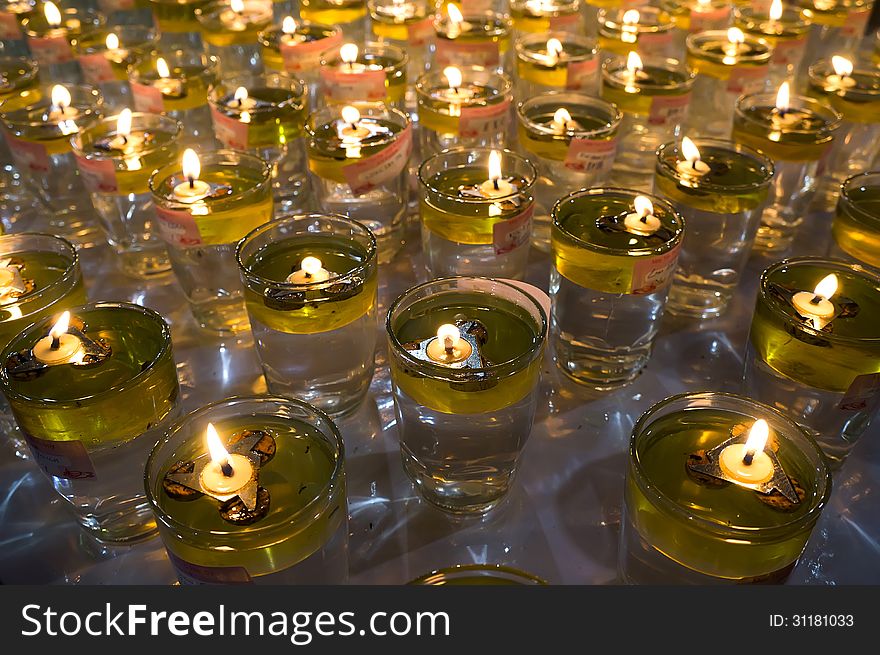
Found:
[726,65,767,95]
[342,123,412,195]
[565,58,598,91]
[434,38,500,68]
[771,36,806,67]
[321,67,387,103]
[25,433,96,481]
[458,99,510,138]
[688,7,730,33]
[0,12,22,39]
[838,373,880,412]
[408,17,435,45]
[648,93,691,127]
[27,35,74,65]
[78,53,116,85]
[210,106,249,150]
[7,132,51,173]
[636,31,673,57]
[131,81,165,113]
[631,243,681,294]
[280,31,343,72]
[493,205,534,256]
[549,13,582,32]
[564,136,617,177]
[75,155,119,194]
[155,206,203,247]
[167,551,252,585]
[841,8,869,37]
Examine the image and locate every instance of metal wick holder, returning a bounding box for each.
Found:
[457,179,523,212]
[263,273,365,311]
[403,319,498,392]
[5,319,113,381]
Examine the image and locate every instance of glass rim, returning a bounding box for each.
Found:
[630,391,832,539]
[235,211,378,290]
[758,256,880,345]
[385,276,547,379]
[807,59,880,100]
[599,5,675,32]
[838,171,880,228]
[257,19,341,46]
[148,148,273,205]
[516,91,622,139]
[433,11,512,37]
[410,564,547,585]
[207,71,307,113]
[655,137,775,192]
[304,102,410,149]
[0,232,80,310]
[732,5,812,34]
[20,6,104,36]
[0,301,173,404]
[509,0,580,10]
[130,48,220,80]
[319,40,409,70]
[0,84,103,128]
[368,0,432,19]
[415,65,513,101]
[685,29,772,64]
[0,55,39,86]
[514,30,597,61]
[551,187,685,257]
[71,111,182,160]
[733,91,842,136]
[417,147,537,203]
[71,23,158,53]
[601,54,696,91]
[194,0,274,24]
[144,394,346,540]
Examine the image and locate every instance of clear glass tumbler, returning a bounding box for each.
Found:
[830,171,880,270]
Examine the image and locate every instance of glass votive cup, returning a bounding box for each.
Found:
[411,564,547,585]
[795,0,871,75]
[368,0,435,85]
[0,301,181,544]
[416,66,513,159]
[732,91,840,253]
[208,71,310,213]
[516,92,621,252]
[684,29,772,138]
[145,395,348,584]
[661,0,731,55]
[621,391,831,584]
[236,213,378,417]
[654,137,774,318]
[734,4,811,87]
[300,0,367,41]
[432,9,513,74]
[149,0,210,48]
[509,0,585,36]
[598,7,678,61]
[419,147,537,279]
[72,111,181,278]
[601,54,695,191]
[149,149,274,334]
[71,24,157,112]
[20,5,105,83]
[319,41,407,111]
[258,20,343,103]
[744,257,880,468]
[830,171,880,269]
[551,187,684,388]
[807,59,880,208]
[196,0,273,75]
[0,0,33,56]
[386,276,546,513]
[305,102,411,263]
[514,31,599,98]
[130,49,219,147]
[0,83,104,247]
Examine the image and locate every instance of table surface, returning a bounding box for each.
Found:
[0,207,877,585]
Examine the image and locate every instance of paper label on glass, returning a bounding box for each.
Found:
[688,7,730,33]
[155,206,205,247]
[280,32,342,72]
[0,13,22,39]
[320,68,387,103]
[167,550,252,585]
[434,39,500,68]
[565,58,598,90]
[630,243,680,294]
[407,17,435,45]
[841,8,869,37]
[549,13,582,31]
[210,106,250,150]
[75,155,120,194]
[648,93,691,126]
[24,433,96,481]
[6,132,51,173]
[493,205,534,255]
[342,123,412,195]
[838,373,880,412]
[771,36,806,67]
[458,99,510,138]
[726,65,767,95]
[27,35,74,65]
[131,81,166,113]
[636,31,673,56]
[78,53,116,85]
[564,136,617,176]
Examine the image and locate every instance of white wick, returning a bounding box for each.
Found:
[623,195,661,235]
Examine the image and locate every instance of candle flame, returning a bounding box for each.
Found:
[49,311,70,340]
[775,82,790,112]
[340,42,358,64]
[488,150,502,182]
[105,33,120,50]
[51,84,70,111]
[697,0,711,6]
[117,108,132,137]
[831,55,853,77]
[547,38,563,58]
[234,86,249,103]
[553,107,571,127]
[622,9,639,25]
[681,136,701,163]
[436,323,460,351]
[282,15,296,33]
[769,0,783,21]
[727,27,745,44]
[626,51,643,73]
[182,148,200,181]
[205,423,230,466]
[443,66,462,90]
[744,419,769,457]
[231,0,244,12]
[447,3,463,24]
[813,273,838,300]
[156,57,170,79]
[341,105,360,125]
[301,256,323,276]
[44,1,61,27]
[634,195,653,217]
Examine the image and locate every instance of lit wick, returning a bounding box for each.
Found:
[719,419,774,483]
[551,107,571,134]
[340,42,361,73]
[623,195,660,235]
[769,0,783,24]
[677,136,710,176]
[425,323,473,364]
[286,256,332,284]
[172,148,211,202]
[826,55,856,91]
[44,1,62,28]
[200,423,255,496]
[32,311,86,365]
[792,273,838,326]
